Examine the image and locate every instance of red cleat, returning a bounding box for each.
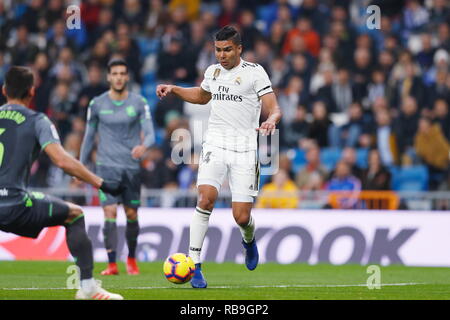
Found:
[101,263,119,275]
[126,257,140,275]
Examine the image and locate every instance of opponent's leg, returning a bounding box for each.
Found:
[190,184,218,288]
[64,203,123,300]
[101,204,119,275]
[64,203,94,283]
[124,206,140,275]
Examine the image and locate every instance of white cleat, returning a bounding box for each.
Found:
[75,280,123,300]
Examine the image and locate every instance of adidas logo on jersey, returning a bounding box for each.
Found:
[0,188,8,196]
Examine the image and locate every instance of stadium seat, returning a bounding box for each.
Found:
[142,71,156,84]
[257,5,273,22]
[136,37,160,56]
[391,165,429,191]
[259,173,272,188]
[141,83,158,112]
[320,148,342,171]
[290,148,307,173]
[355,148,369,169]
[154,128,165,146]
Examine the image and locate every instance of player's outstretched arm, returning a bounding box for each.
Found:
[44,143,120,195]
[156,84,211,105]
[79,123,96,165]
[257,92,282,136]
[79,100,98,165]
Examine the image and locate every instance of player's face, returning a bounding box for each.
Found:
[107,65,129,93]
[214,40,242,70]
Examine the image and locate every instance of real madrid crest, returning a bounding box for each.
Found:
[234,77,241,85]
[213,68,220,80]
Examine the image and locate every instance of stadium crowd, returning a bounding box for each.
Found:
[0,0,449,208]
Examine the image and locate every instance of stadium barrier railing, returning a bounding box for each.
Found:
[30,188,450,211]
[328,191,400,210]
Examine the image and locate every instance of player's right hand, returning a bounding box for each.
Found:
[99,180,123,196]
[156,84,173,99]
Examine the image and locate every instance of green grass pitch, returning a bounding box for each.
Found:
[1,261,450,300]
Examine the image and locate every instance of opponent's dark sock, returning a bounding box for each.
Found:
[126,219,139,258]
[107,251,116,263]
[65,215,94,280]
[103,219,118,263]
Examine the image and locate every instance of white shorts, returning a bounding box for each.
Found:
[196,143,260,202]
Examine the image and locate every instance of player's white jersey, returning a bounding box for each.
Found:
[200,58,273,152]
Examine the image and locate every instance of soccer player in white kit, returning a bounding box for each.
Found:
[156,26,282,288]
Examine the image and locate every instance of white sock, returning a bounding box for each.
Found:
[189,207,211,264]
[81,278,97,295]
[239,215,255,244]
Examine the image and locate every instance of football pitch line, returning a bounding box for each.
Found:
[0,283,429,291]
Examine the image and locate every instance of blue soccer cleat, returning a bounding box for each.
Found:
[242,238,259,271]
[191,263,207,288]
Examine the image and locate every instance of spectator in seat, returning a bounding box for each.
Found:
[332,68,354,113]
[367,69,387,107]
[8,24,39,66]
[314,69,337,113]
[415,33,436,74]
[141,146,178,189]
[328,146,363,181]
[77,63,108,119]
[256,169,298,209]
[393,62,426,111]
[282,17,320,58]
[178,153,199,190]
[279,76,309,127]
[436,22,450,52]
[361,149,392,190]
[427,69,450,110]
[269,20,288,56]
[432,99,450,141]
[308,100,332,147]
[295,144,328,190]
[414,116,450,190]
[49,81,76,142]
[217,0,240,28]
[284,105,311,148]
[175,152,200,207]
[239,10,262,52]
[269,55,288,89]
[329,102,365,149]
[157,37,197,84]
[351,47,372,102]
[325,160,362,209]
[394,95,420,165]
[372,109,399,167]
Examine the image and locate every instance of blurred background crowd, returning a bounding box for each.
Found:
[0,0,449,209]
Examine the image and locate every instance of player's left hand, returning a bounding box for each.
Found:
[131,145,147,159]
[256,120,276,136]
[99,180,123,196]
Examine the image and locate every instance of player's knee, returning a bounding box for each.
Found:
[197,193,215,211]
[125,208,138,221]
[103,205,117,220]
[197,196,215,212]
[65,203,84,223]
[234,214,250,227]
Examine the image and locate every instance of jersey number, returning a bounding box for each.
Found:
[0,128,5,167]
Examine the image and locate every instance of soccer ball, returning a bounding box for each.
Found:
[163,253,195,284]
